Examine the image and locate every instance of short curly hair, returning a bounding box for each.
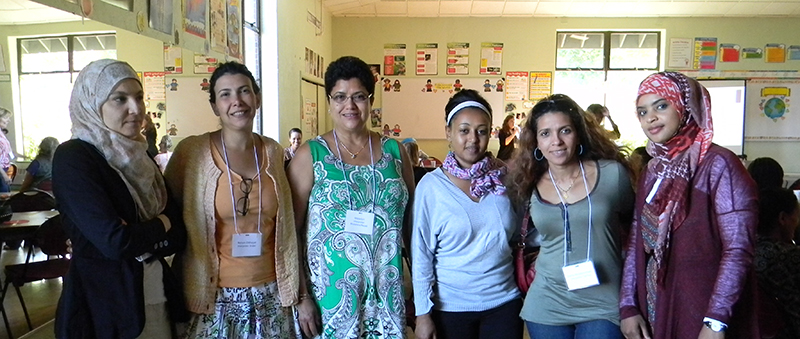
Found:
[324,56,374,96]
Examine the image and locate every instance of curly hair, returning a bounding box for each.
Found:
[324,56,375,97]
[505,94,628,207]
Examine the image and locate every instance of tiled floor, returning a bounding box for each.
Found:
[0,246,61,339]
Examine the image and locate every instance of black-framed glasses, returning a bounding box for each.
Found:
[236,178,253,216]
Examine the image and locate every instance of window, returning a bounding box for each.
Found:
[243,0,261,134]
[554,31,660,149]
[17,34,116,157]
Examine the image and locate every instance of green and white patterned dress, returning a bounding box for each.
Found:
[306,136,409,339]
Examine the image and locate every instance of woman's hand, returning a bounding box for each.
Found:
[414,313,436,339]
[621,315,651,339]
[297,297,321,338]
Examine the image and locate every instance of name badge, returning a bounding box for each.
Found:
[562,260,600,291]
[232,233,262,257]
[344,210,375,235]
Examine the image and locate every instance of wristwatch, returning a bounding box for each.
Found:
[703,319,727,332]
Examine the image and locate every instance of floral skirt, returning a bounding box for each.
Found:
[181,281,299,339]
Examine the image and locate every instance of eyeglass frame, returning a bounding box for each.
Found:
[236,178,253,216]
[328,92,373,104]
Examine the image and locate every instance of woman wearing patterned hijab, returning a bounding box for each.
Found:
[620,72,759,339]
[53,59,186,338]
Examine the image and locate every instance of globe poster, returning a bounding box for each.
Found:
[745,79,800,140]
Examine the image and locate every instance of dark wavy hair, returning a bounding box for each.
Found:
[758,187,798,236]
[324,56,375,97]
[444,89,492,127]
[501,114,515,135]
[505,94,628,206]
[208,62,260,104]
[748,157,784,190]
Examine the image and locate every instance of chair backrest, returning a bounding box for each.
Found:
[5,189,56,212]
[35,215,68,256]
[6,164,17,181]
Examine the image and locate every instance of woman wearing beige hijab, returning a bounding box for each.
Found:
[52,59,186,338]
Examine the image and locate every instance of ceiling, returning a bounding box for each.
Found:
[0,0,80,25]
[324,0,800,17]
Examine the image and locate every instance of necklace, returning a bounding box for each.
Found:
[336,132,369,158]
[553,170,580,198]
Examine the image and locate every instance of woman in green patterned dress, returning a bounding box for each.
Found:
[287,56,416,339]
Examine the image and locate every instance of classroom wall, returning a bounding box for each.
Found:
[332,17,800,171]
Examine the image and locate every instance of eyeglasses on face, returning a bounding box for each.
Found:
[236,178,253,216]
[329,92,372,104]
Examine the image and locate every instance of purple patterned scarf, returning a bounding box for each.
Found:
[442,152,507,198]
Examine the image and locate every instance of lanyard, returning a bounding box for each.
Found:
[332,130,377,212]
[221,132,262,235]
[548,160,593,266]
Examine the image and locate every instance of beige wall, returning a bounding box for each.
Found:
[331,17,800,170]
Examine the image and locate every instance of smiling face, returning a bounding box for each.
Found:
[100,79,145,140]
[446,108,491,168]
[636,93,682,144]
[289,131,302,150]
[534,111,580,167]
[329,78,371,132]
[211,73,261,131]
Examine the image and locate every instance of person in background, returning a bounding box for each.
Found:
[497,114,517,161]
[165,62,302,338]
[52,59,186,338]
[19,136,59,192]
[413,89,522,339]
[154,135,173,173]
[754,187,800,339]
[748,157,785,190]
[620,72,759,339]
[143,114,159,158]
[401,137,430,184]
[287,56,415,338]
[0,107,14,193]
[586,104,620,140]
[284,127,302,166]
[628,146,653,189]
[505,94,633,339]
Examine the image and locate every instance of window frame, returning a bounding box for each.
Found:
[243,0,262,134]
[555,31,661,72]
[17,33,116,76]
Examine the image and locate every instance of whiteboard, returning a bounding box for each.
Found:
[698,80,745,155]
[165,75,221,137]
[381,77,506,139]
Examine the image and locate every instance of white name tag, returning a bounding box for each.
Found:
[562,260,600,291]
[232,233,262,257]
[344,210,375,235]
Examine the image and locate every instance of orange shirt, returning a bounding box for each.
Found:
[211,144,277,288]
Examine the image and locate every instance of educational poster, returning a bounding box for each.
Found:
[745,79,800,141]
[143,72,167,137]
[148,0,174,35]
[305,48,322,77]
[384,44,407,76]
[529,71,552,103]
[209,0,226,53]
[668,38,693,68]
[416,43,438,75]
[505,71,528,101]
[765,44,786,63]
[302,98,318,138]
[226,0,242,59]
[480,42,503,75]
[165,75,219,137]
[789,46,800,61]
[719,44,740,62]
[164,44,183,74]
[194,54,218,74]
[742,48,763,59]
[693,37,717,70]
[382,77,504,139]
[184,0,208,38]
[447,42,469,75]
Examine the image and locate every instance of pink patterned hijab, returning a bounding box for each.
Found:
[69,59,167,220]
[637,72,713,279]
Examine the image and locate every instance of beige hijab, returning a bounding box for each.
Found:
[69,59,166,220]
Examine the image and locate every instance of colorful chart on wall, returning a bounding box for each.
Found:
[381,77,505,139]
[693,37,717,70]
[384,44,407,76]
[480,42,503,75]
[447,43,469,75]
[745,79,800,141]
[416,43,438,75]
[209,0,226,53]
[226,0,242,59]
[184,0,208,38]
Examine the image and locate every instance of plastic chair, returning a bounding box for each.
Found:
[0,215,70,337]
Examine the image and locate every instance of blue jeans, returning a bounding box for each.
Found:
[526,319,622,339]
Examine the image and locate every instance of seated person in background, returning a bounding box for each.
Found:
[401,138,431,184]
[284,127,302,166]
[19,136,59,193]
[154,135,173,173]
[586,104,620,139]
[748,157,784,190]
[755,187,800,339]
[627,146,652,189]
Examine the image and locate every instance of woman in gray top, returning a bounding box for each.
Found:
[19,136,59,192]
[505,94,634,339]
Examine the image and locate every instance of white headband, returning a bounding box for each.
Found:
[446,100,491,125]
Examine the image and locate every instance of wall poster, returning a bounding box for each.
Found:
[384,44,407,76]
[667,38,692,69]
[719,44,740,63]
[416,43,438,75]
[745,79,800,141]
[446,42,469,75]
[693,37,717,70]
[529,72,552,103]
[765,44,786,63]
[184,0,208,38]
[164,44,183,74]
[504,71,528,101]
[226,0,242,59]
[148,0,174,35]
[480,42,503,75]
[209,0,226,53]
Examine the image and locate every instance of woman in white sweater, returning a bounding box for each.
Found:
[412,89,522,339]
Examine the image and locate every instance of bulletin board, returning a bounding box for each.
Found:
[164,75,220,137]
[380,77,505,139]
[744,78,800,141]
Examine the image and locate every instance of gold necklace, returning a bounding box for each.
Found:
[339,136,369,159]
[554,171,580,198]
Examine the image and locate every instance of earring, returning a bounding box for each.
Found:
[533,147,544,161]
[578,144,584,155]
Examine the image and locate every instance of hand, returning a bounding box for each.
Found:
[296,297,321,338]
[621,315,651,339]
[415,313,437,339]
[698,326,725,339]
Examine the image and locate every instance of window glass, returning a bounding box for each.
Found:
[20,37,69,73]
[610,33,659,69]
[19,73,75,156]
[73,35,117,71]
[556,33,604,69]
